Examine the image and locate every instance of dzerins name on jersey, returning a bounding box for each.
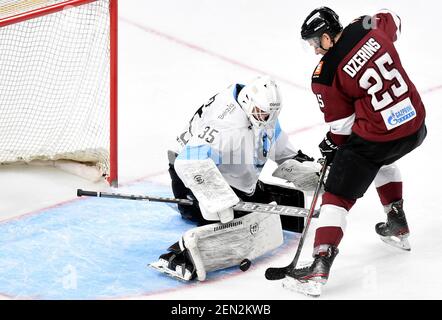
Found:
[172,84,298,194]
[311,10,425,143]
[342,38,381,78]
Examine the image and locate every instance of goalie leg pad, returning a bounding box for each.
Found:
[183,212,283,281]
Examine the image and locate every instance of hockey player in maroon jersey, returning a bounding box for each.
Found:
[287,7,427,292]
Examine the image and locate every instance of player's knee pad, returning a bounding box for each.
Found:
[374,163,402,188]
[182,211,283,281]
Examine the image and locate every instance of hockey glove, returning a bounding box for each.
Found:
[319,132,338,163]
[199,203,235,224]
[293,149,315,163]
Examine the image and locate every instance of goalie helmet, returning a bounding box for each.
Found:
[237,75,282,129]
[301,7,343,41]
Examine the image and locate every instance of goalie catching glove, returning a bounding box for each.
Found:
[273,159,326,193]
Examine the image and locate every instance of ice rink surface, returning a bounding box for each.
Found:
[0,0,441,299]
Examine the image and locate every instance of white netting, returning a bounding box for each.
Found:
[0,0,111,177]
[0,0,63,19]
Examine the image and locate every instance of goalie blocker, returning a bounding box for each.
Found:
[169,162,305,232]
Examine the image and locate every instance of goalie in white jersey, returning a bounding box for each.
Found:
[151,75,314,281]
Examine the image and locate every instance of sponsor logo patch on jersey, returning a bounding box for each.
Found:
[313,61,324,78]
[380,97,416,130]
[218,103,236,119]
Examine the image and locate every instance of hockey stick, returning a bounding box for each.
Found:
[264,158,329,280]
[76,189,320,218]
[77,189,194,205]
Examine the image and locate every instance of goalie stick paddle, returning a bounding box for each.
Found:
[264,158,329,281]
[76,189,320,218]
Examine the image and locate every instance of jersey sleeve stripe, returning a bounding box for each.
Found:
[177,144,220,164]
[328,113,355,136]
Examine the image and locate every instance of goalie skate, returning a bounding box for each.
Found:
[148,242,196,281]
[282,276,322,297]
[379,235,411,251]
[148,259,195,282]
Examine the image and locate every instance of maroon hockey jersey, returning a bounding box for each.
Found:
[311,11,426,143]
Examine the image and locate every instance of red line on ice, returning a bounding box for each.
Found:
[120,17,307,92]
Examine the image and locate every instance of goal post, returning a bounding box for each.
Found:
[0,0,118,186]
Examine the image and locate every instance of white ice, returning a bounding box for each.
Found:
[1,0,441,300]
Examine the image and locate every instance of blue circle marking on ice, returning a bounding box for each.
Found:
[0,182,297,299]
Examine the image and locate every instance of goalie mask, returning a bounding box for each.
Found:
[238,75,282,129]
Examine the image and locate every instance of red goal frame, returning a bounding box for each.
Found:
[0,0,119,186]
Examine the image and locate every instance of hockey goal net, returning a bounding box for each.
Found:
[0,0,118,186]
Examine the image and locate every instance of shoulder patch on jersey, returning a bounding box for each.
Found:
[312,16,371,86]
[313,61,324,78]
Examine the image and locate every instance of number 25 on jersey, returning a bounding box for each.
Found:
[359,52,408,111]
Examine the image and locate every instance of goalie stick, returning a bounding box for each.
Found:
[76,189,320,218]
[264,158,329,281]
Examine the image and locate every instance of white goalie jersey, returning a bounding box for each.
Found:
[172,83,298,195]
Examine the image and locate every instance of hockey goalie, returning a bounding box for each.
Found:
[150,75,317,281]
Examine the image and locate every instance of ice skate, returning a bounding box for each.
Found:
[149,242,196,281]
[282,276,323,297]
[282,245,338,297]
[375,199,411,251]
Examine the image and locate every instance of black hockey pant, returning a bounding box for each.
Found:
[325,123,427,200]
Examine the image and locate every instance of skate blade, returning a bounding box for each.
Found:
[380,235,411,251]
[282,277,322,297]
[148,260,193,281]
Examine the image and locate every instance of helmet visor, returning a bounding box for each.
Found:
[306,36,321,49]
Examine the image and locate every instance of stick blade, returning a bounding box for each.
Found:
[282,277,322,297]
[265,266,289,280]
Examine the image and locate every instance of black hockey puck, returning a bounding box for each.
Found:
[239,259,251,272]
